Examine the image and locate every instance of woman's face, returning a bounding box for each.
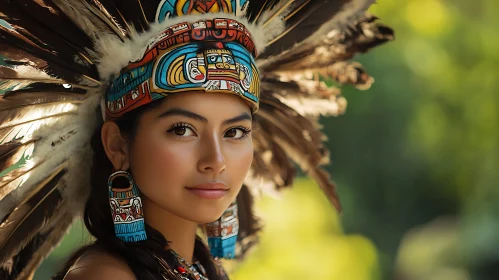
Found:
[128,92,253,223]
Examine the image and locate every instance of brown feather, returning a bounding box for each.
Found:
[0,94,84,112]
[262,77,347,117]
[0,65,66,91]
[0,0,95,57]
[0,165,66,263]
[251,127,296,189]
[0,115,72,145]
[0,142,25,162]
[0,44,47,69]
[0,25,99,85]
[5,211,73,280]
[82,0,128,39]
[103,0,151,32]
[0,128,76,220]
[261,0,296,27]
[0,140,35,174]
[0,102,82,131]
[256,96,341,212]
[0,87,87,112]
[246,0,284,22]
[236,184,260,258]
[260,97,326,153]
[317,61,374,89]
[309,167,341,213]
[0,2,97,74]
[3,83,87,96]
[259,0,373,58]
[260,14,394,73]
[0,162,42,201]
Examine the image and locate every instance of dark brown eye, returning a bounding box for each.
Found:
[225,128,237,138]
[173,127,186,136]
[224,127,251,140]
[167,123,196,137]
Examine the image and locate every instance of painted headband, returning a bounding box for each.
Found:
[105,18,260,120]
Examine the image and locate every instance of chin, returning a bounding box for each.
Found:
[196,215,224,224]
[194,208,227,224]
[180,191,237,224]
[181,203,228,224]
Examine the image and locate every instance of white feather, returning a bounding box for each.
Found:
[0,85,102,221]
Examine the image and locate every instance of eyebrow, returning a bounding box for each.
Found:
[158,108,252,125]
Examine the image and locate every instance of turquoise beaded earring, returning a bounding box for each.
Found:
[108,170,147,242]
[206,201,239,259]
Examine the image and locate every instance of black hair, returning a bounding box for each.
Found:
[53,100,227,280]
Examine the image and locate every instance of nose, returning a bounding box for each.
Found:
[197,135,226,175]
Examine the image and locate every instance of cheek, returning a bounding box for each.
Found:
[226,141,253,188]
[129,133,194,196]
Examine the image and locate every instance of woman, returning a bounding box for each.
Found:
[0,1,393,279]
[62,91,254,279]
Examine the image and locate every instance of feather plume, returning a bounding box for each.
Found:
[0,161,42,202]
[251,127,296,189]
[52,0,128,41]
[261,76,346,117]
[0,164,66,264]
[0,123,90,226]
[236,184,260,258]
[256,0,374,58]
[0,0,393,275]
[0,88,87,111]
[0,65,61,84]
[246,0,286,22]
[256,97,341,211]
[79,0,128,39]
[259,13,394,73]
[0,102,81,130]
[0,141,35,175]
[0,24,99,85]
[0,115,69,145]
[0,44,47,69]
[0,0,95,52]
[5,212,73,280]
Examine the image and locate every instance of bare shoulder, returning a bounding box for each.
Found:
[64,250,135,280]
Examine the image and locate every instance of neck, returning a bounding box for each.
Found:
[142,197,198,263]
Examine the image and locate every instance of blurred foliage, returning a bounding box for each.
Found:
[229,179,380,280]
[322,0,498,279]
[19,0,499,279]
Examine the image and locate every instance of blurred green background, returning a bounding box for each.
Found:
[3,0,498,279]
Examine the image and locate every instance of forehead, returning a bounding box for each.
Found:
[151,91,251,117]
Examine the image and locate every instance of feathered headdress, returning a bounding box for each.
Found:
[0,0,393,278]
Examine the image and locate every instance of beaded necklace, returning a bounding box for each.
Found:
[171,250,208,280]
[156,250,208,280]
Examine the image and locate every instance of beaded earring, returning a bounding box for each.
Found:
[108,170,147,242]
[206,201,239,259]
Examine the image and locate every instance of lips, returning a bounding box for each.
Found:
[185,183,229,199]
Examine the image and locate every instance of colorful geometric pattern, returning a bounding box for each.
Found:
[105,18,259,119]
[108,171,147,243]
[206,202,238,259]
[156,0,249,22]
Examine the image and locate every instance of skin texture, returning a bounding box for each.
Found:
[66,92,254,279]
[101,91,254,262]
[64,250,135,280]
